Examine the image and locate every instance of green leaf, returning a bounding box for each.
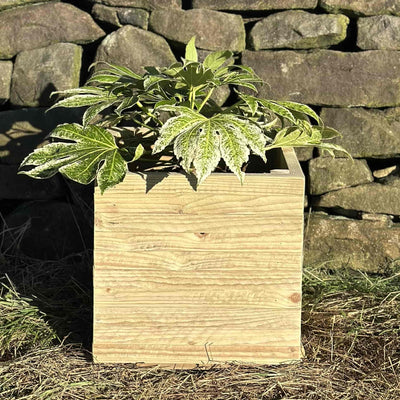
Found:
[52,87,105,96]
[174,125,200,172]
[83,99,119,126]
[20,124,128,194]
[318,142,353,158]
[257,99,296,124]
[216,114,267,162]
[239,93,258,116]
[154,99,177,109]
[97,62,142,80]
[185,36,198,62]
[86,73,120,84]
[152,106,206,154]
[314,126,342,140]
[193,120,221,184]
[115,96,138,115]
[178,63,214,88]
[154,106,267,184]
[275,101,320,124]
[49,94,113,110]
[266,125,351,158]
[214,119,249,183]
[203,50,233,71]
[127,143,145,162]
[163,62,184,77]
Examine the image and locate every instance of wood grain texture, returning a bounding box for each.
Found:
[93,147,305,366]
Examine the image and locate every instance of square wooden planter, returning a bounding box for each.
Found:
[93,147,305,367]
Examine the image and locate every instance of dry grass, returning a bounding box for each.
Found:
[0,277,58,360]
[0,253,399,399]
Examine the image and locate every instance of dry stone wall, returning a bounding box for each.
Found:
[0,0,399,270]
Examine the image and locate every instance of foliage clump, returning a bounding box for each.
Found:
[20,38,348,193]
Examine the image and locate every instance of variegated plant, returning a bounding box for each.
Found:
[20,37,349,193]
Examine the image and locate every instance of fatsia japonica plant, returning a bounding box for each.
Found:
[20,37,349,193]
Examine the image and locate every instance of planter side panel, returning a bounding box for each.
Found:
[94,153,304,366]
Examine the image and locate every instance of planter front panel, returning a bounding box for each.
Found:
[93,148,305,366]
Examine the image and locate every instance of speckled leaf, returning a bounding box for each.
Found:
[152,106,206,154]
[174,127,200,173]
[20,124,129,194]
[266,125,351,158]
[275,100,320,124]
[83,99,119,126]
[217,114,267,162]
[193,120,221,184]
[214,118,249,184]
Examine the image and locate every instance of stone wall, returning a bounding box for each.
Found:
[0,0,399,270]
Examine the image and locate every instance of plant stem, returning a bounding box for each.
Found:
[197,88,214,112]
[131,118,156,132]
[136,101,163,125]
[189,87,197,109]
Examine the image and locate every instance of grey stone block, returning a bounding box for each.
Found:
[249,10,349,50]
[304,212,400,272]
[0,3,104,59]
[242,50,400,107]
[149,9,245,52]
[10,43,82,107]
[95,26,176,75]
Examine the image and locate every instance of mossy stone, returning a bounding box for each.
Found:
[10,43,82,107]
[242,50,400,107]
[0,3,104,59]
[249,11,349,50]
[149,9,245,52]
[95,26,176,74]
[304,212,400,272]
[0,61,12,104]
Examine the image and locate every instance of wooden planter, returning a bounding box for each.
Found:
[93,147,305,367]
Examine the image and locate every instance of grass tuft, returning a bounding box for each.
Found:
[0,277,58,361]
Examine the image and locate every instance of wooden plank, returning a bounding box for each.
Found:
[95,177,303,194]
[94,174,304,197]
[94,309,300,332]
[94,232,304,253]
[92,344,302,365]
[94,265,301,283]
[94,282,301,309]
[94,307,300,329]
[95,192,304,215]
[94,213,303,233]
[93,328,300,345]
[94,250,302,274]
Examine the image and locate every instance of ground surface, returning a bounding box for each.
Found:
[0,250,399,400]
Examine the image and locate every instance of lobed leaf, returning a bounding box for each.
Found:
[275,100,321,124]
[178,63,214,88]
[193,120,221,184]
[83,99,119,126]
[257,99,296,124]
[152,107,206,154]
[214,119,249,184]
[20,124,129,193]
[216,114,267,162]
[174,125,200,172]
